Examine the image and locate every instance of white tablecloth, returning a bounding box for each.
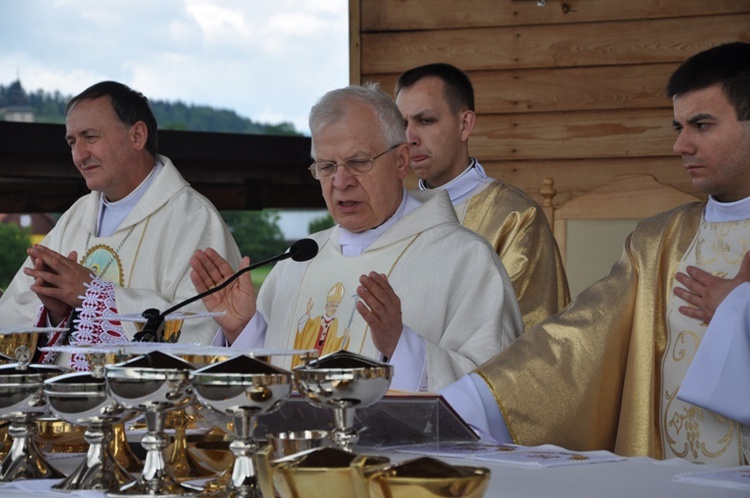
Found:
[0,449,747,497]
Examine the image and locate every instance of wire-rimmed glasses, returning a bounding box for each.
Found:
[308,143,401,180]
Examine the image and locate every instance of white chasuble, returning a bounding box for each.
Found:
[662,217,750,465]
[272,235,417,370]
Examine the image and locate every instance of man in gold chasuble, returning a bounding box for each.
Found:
[0,81,241,370]
[191,84,524,392]
[395,63,569,331]
[440,42,750,467]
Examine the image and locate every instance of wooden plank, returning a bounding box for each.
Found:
[554,174,700,219]
[0,122,321,213]
[369,62,677,114]
[361,0,749,31]
[349,0,362,85]
[471,107,676,161]
[361,14,750,73]
[476,156,703,207]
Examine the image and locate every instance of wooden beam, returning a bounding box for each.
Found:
[0,121,323,213]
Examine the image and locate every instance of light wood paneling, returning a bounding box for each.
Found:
[361,0,750,31]
[354,0,742,292]
[361,14,750,74]
[480,156,702,207]
[471,108,675,161]
[370,63,677,114]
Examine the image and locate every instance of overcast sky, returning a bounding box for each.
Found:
[1,0,347,237]
[0,0,349,134]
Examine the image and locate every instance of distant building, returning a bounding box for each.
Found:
[1,80,51,243]
[2,80,34,123]
[0,213,55,244]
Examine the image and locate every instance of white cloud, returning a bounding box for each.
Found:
[0,0,349,134]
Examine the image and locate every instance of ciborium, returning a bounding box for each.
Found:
[0,348,67,481]
[105,349,196,497]
[351,456,490,498]
[191,354,292,498]
[44,366,136,492]
[293,351,392,452]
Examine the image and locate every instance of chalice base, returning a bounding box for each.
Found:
[0,421,63,481]
[107,473,199,498]
[53,432,134,492]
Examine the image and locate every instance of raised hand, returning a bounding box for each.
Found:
[355,271,403,358]
[190,248,256,343]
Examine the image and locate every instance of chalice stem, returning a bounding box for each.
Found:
[332,407,358,451]
[226,414,263,496]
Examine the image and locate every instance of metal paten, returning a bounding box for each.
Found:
[105,350,196,497]
[190,355,292,498]
[293,350,393,451]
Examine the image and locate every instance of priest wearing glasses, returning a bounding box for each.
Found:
[190,83,524,391]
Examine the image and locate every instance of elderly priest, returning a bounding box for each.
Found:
[190,83,524,392]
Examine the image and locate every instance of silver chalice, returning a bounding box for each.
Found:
[293,351,392,452]
[0,349,67,481]
[105,349,196,497]
[44,366,136,492]
[191,354,292,498]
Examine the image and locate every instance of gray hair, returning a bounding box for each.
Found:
[308,82,406,158]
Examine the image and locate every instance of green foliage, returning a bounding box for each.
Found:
[308,213,335,234]
[221,210,288,263]
[0,224,31,290]
[0,83,301,136]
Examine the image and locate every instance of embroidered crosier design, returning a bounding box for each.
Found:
[662,217,750,465]
[664,329,736,460]
[292,282,349,367]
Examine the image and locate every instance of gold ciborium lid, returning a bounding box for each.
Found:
[258,446,390,498]
[352,456,491,498]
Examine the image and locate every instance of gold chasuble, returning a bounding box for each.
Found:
[476,202,710,459]
[284,237,416,370]
[459,181,569,330]
[661,218,750,465]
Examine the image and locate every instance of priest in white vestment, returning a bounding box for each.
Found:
[191,83,524,392]
[0,81,241,370]
[439,42,750,466]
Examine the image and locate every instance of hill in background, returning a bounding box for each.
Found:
[0,80,300,136]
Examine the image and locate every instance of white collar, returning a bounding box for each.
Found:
[418,158,487,205]
[705,195,750,222]
[337,189,419,256]
[96,160,163,237]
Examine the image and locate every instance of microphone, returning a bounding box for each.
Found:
[133,238,319,342]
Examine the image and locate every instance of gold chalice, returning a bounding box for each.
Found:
[351,456,490,498]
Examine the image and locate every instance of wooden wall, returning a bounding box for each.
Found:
[349,0,750,207]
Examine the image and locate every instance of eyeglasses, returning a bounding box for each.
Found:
[308,143,402,180]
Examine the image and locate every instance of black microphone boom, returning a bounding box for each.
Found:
[133,238,319,342]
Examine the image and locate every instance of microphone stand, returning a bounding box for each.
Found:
[133,240,317,342]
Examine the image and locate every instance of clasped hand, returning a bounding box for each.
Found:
[23,244,91,325]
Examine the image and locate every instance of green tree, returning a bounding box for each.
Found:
[308,213,335,234]
[0,223,31,290]
[221,210,288,262]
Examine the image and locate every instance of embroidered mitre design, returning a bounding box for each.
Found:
[663,217,750,465]
[276,236,415,371]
